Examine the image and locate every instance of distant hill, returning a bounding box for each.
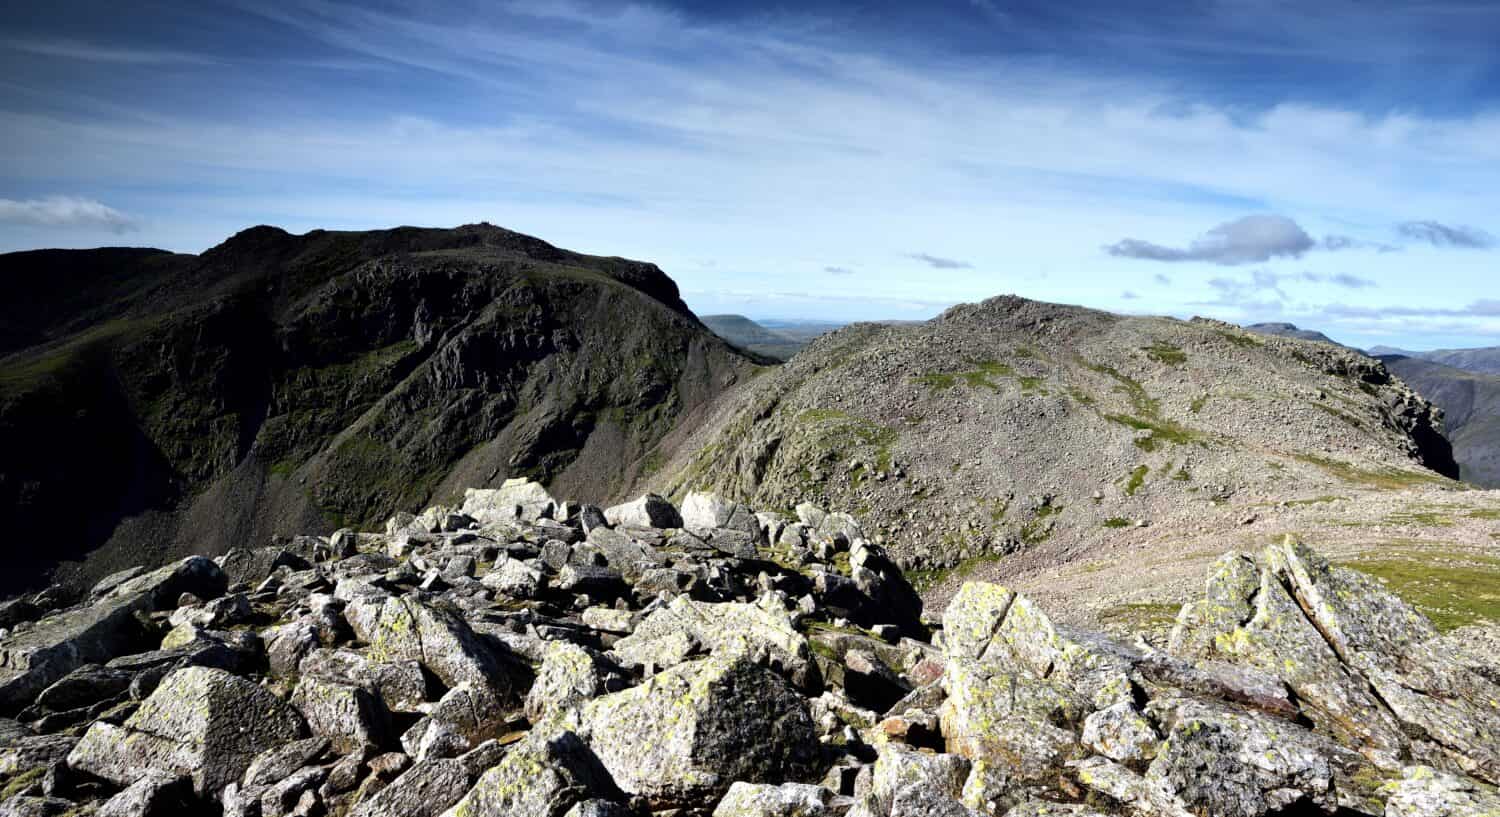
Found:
[701,315,848,361]
[1245,322,1342,346]
[1379,355,1500,487]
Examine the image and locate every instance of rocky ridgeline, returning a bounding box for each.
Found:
[0,481,1496,817]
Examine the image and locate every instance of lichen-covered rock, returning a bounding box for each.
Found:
[291,675,392,753]
[939,657,1082,781]
[1143,697,1380,817]
[1080,702,1159,764]
[712,781,833,816]
[481,557,544,599]
[1384,766,1500,817]
[346,594,511,702]
[298,648,428,713]
[611,597,814,686]
[869,745,970,813]
[67,666,306,795]
[525,642,629,723]
[578,655,820,805]
[96,556,228,608]
[439,730,618,817]
[96,770,192,817]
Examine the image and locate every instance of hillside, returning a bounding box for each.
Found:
[1381,355,1500,487]
[700,314,806,361]
[0,224,760,594]
[1400,345,1500,375]
[653,295,1477,613]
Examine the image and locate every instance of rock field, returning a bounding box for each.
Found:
[1,480,1496,816]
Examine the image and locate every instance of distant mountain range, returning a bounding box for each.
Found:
[1245,321,1500,488]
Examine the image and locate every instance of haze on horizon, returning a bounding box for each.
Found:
[3,0,1500,349]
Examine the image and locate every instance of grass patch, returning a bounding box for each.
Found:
[1384,510,1456,527]
[1189,394,1209,413]
[907,553,1002,593]
[1292,453,1453,491]
[796,408,898,481]
[1143,342,1187,366]
[1468,508,1500,520]
[1310,401,1364,430]
[1083,359,1201,449]
[1019,503,1062,545]
[1098,602,1181,633]
[1103,517,1132,529]
[1124,464,1149,496]
[1284,495,1344,507]
[1341,550,1500,631]
[1214,329,1263,349]
[914,359,1014,393]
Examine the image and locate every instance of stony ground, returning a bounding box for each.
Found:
[0,482,1497,816]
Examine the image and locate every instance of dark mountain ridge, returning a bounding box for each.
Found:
[0,223,758,594]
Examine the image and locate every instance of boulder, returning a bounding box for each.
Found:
[578,655,820,805]
[611,597,813,686]
[95,556,228,608]
[67,666,306,795]
[712,781,834,816]
[438,730,618,817]
[347,595,510,701]
[603,494,682,529]
[462,479,557,524]
[0,592,154,711]
[291,675,392,753]
[96,770,192,817]
[525,641,630,723]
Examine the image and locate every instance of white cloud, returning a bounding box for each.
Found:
[0,196,138,233]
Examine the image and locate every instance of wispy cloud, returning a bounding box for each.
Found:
[1,37,216,65]
[0,196,138,233]
[1396,220,1495,249]
[907,253,973,270]
[824,265,854,275]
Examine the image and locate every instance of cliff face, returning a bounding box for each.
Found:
[0,224,759,593]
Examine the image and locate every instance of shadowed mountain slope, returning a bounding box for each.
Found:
[0,224,759,593]
[1380,355,1500,488]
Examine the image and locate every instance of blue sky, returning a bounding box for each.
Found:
[3,1,1500,349]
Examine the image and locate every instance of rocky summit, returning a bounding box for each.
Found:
[0,482,1496,816]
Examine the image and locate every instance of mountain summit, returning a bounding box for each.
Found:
[0,224,758,593]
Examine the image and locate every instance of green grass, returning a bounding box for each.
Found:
[1083,359,1202,449]
[1309,401,1364,430]
[1098,602,1181,633]
[1143,342,1187,366]
[1189,394,1209,413]
[796,408,898,480]
[1283,494,1344,507]
[1292,453,1453,491]
[1124,464,1149,496]
[0,767,45,800]
[914,359,1014,393]
[1384,510,1456,527]
[0,318,152,390]
[1020,503,1062,545]
[1341,550,1500,632]
[1103,517,1132,529]
[1468,508,1500,520]
[1214,329,1263,349]
[907,553,1002,592]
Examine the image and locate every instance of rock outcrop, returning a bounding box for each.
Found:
[0,483,1495,817]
